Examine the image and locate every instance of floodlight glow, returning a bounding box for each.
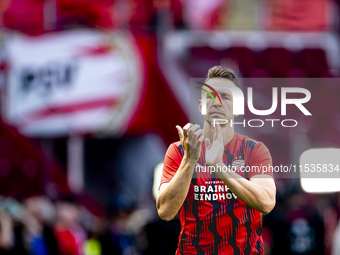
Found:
[300,148,340,193]
[153,163,164,200]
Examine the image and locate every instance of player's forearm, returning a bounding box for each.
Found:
[216,164,275,214]
[156,157,196,221]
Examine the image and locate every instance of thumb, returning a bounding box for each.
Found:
[205,138,212,150]
[176,125,184,141]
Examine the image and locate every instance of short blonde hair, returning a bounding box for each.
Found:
[205,66,241,89]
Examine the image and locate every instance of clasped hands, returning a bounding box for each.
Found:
[176,122,225,169]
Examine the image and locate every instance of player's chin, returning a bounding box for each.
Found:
[208,117,230,126]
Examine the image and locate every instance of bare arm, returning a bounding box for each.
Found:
[216,168,276,214]
[156,156,197,221]
[156,123,204,221]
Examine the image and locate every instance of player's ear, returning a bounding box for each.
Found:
[198,100,202,114]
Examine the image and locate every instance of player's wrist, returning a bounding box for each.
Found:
[183,155,198,165]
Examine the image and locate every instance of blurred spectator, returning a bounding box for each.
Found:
[98,208,136,255]
[54,197,86,255]
[331,193,340,255]
[332,221,340,255]
[23,195,59,255]
[0,209,14,254]
[266,194,325,255]
[139,216,181,255]
[0,196,39,255]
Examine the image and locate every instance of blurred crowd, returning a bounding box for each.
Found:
[0,190,339,255]
[0,194,182,255]
[0,195,95,255]
[0,195,136,255]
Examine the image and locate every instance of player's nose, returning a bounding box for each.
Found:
[215,96,222,107]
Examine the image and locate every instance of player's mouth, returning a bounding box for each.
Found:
[210,111,225,117]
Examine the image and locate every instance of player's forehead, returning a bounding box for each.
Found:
[205,78,235,95]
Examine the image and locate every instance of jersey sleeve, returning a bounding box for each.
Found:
[248,142,274,180]
[159,143,183,188]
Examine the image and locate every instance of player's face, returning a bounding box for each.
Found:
[198,78,236,125]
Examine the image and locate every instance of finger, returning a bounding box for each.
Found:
[197,134,204,144]
[214,123,219,141]
[189,124,200,137]
[212,122,216,141]
[193,128,203,141]
[205,138,212,150]
[197,130,203,141]
[183,123,192,139]
[217,123,223,142]
[176,125,184,141]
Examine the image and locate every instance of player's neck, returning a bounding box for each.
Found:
[203,120,234,147]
